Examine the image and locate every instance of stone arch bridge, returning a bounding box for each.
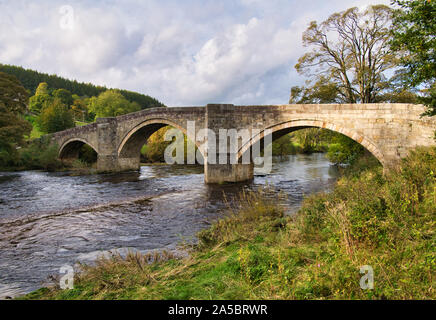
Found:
[51,103,436,183]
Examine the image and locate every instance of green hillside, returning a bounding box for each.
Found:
[0,64,165,109]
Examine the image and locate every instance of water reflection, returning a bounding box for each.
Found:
[0,153,338,298]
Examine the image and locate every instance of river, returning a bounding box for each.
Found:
[0,153,339,298]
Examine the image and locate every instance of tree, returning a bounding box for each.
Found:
[289,76,342,104]
[35,82,49,95]
[88,90,141,119]
[0,72,32,166]
[71,98,90,122]
[29,82,52,114]
[272,134,297,157]
[391,0,436,115]
[374,70,419,103]
[52,88,74,107]
[143,127,173,163]
[291,129,322,153]
[0,71,29,114]
[37,98,74,133]
[295,5,396,104]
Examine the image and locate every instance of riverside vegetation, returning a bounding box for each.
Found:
[23,146,435,300]
[0,136,97,173]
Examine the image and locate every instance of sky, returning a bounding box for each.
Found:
[0,0,390,106]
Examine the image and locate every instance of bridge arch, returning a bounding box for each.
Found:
[117,118,203,159]
[237,119,386,166]
[58,138,98,160]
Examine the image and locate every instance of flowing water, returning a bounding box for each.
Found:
[0,153,339,298]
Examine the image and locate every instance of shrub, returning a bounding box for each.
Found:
[17,137,62,171]
[326,134,364,165]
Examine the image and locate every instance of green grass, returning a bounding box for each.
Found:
[75,120,90,127]
[21,147,436,300]
[24,114,43,140]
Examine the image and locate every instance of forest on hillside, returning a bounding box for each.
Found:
[0,64,165,110]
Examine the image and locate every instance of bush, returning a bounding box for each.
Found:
[0,148,18,168]
[272,135,300,156]
[78,144,98,164]
[16,137,62,171]
[326,134,364,165]
[38,144,63,171]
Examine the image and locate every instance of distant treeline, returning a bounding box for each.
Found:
[0,64,165,109]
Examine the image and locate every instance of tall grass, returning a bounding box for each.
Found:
[197,187,286,247]
[292,147,435,298]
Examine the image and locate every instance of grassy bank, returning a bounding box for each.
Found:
[23,147,435,300]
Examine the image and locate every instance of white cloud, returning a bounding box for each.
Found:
[0,0,391,106]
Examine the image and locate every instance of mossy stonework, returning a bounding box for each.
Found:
[51,103,436,183]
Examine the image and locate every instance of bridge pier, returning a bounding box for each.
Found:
[96,117,121,173]
[205,162,254,184]
[117,157,141,171]
[203,104,255,183]
[96,155,120,172]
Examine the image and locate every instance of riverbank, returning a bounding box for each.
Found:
[21,147,435,300]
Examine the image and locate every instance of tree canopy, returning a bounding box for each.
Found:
[391,0,436,115]
[289,76,343,104]
[294,5,397,104]
[88,90,141,119]
[0,64,166,109]
[0,71,29,114]
[0,72,32,166]
[52,88,74,107]
[37,98,75,133]
[29,82,52,114]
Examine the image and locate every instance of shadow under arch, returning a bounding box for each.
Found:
[237,119,385,166]
[117,118,204,159]
[59,138,98,160]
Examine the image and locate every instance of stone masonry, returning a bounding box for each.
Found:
[51,103,436,183]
